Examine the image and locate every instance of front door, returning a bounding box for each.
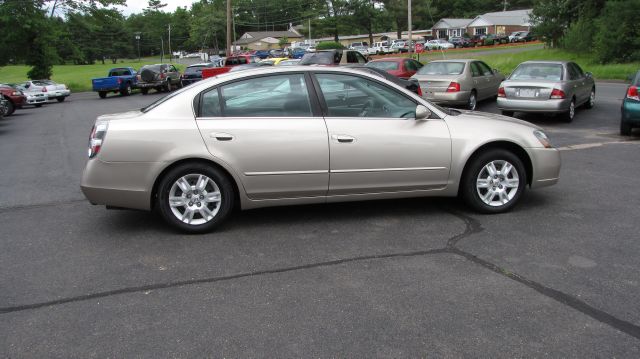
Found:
[195,73,329,200]
[313,72,452,195]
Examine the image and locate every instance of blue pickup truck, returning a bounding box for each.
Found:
[92,67,137,98]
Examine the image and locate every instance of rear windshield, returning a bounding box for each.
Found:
[417,62,465,75]
[141,65,163,72]
[109,68,132,76]
[299,51,341,65]
[510,63,564,81]
[367,61,400,71]
[185,65,209,74]
[33,80,55,85]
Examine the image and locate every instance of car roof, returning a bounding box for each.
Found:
[521,60,569,65]
[429,59,477,63]
[370,57,407,63]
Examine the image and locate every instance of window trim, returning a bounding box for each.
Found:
[195,72,323,119]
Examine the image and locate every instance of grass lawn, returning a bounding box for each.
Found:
[0,57,186,92]
[414,48,639,81]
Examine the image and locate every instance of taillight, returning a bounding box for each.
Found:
[42,87,47,92]
[136,74,141,81]
[417,86,423,97]
[627,85,639,101]
[117,78,122,84]
[550,88,565,99]
[498,87,506,97]
[88,123,108,158]
[160,73,166,79]
[446,82,461,92]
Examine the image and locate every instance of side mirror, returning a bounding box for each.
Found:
[627,74,634,82]
[493,68,499,73]
[585,72,593,78]
[415,104,431,120]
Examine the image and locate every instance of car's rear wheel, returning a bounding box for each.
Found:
[35,104,43,108]
[120,83,132,96]
[141,88,149,95]
[562,99,576,123]
[165,81,172,92]
[501,110,514,117]
[620,117,632,136]
[585,88,595,109]
[461,148,527,213]
[98,91,107,99]
[157,163,234,233]
[56,97,65,102]
[467,90,477,111]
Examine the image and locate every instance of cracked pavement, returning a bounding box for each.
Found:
[1,84,639,357]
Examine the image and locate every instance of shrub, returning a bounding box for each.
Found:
[316,42,344,50]
[594,0,640,63]
[562,17,595,54]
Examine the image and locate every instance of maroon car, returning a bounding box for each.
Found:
[365,57,423,79]
[0,84,26,116]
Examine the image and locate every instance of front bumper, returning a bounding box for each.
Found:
[423,90,471,105]
[527,147,561,188]
[497,97,571,113]
[25,94,48,105]
[47,89,71,99]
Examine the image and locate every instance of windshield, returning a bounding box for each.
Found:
[299,51,340,65]
[367,61,399,71]
[417,62,465,75]
[510,63,564,81]
[185,65,209,74]
[109,68,132,76]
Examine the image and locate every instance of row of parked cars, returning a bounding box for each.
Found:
[0,80,71,117]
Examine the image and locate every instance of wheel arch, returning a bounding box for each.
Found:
[458,140,533,196]
[150,157,242,211]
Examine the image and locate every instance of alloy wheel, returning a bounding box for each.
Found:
[168,174,222,225]
[476,160,520,207]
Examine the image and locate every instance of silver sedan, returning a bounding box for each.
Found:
[497,61,596,122]
[81,66,560,233]
[410,59,505,110]
[21,80,71,102]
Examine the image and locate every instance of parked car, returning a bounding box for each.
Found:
[351,45,369,56]
[620,70,640,135]
[349,41,369,49]
[411,59,505,110]
[260,57,289,66]
[390,41,408,53]
[278,59,301,66]
[13,83,48,107]
[201,55,260,79]
[449,37,472,48]
[369,41,391,55]
[181,63,217,87]
[136,64,181,94]
[515,31,536,42]
[254,50,271,59]
[0,94,8,119]
[228,63,274,72]
[426,39,454,50]
[497,61,595,122]
[21,80,70,102]
[299,49,369,66]
[80,66,560,233]
[0,84,27,116]
[269,49,285,58]
[348,65,421,96]
[508,32,522,43]
[92,67,137,98]
[366,57,423,79]
[290,48,306,59]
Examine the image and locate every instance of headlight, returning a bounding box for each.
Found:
[533,130,552,148]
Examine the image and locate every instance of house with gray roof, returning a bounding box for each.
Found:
[432,18,473,39]
[233,30,303,50]
[466,9,532,36]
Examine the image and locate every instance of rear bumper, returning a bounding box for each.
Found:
[137,81,165,88]
[48,90,71,99]
[527,147,561,188]
[424,90,471,105]
[622,100,640,125]
[497,97,571,113]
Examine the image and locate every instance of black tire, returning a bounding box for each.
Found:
[4,98,15,116]
[120,83,132,96]
[620,118,632,136]
[467,90,477,111]
[98,91,107,99]
[165,80,172,92]
[461,148,527,214]
[501,110,514,117]
[141,88,149,95]
[156,163,235,233]
[35,104,43,108]
[56,97,65,102]
[585,87,595,109]
[562,98,576,123]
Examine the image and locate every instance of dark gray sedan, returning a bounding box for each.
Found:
[497,61,596,122]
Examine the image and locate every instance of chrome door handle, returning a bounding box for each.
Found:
[332,134,355,143]
[211,132,234,141]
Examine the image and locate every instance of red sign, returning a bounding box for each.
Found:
[415,43,425,53]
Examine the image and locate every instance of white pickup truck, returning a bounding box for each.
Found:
[368,41,391,55]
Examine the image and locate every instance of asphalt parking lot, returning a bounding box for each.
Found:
[1,83,639,357]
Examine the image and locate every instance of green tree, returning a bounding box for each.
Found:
[594,0,640,63]
[530,0,579,48]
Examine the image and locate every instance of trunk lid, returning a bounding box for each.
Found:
[502,80,560,100]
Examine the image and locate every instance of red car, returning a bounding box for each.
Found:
[0,84,27,116]
[201,55,259,79]
[365,57,424,79]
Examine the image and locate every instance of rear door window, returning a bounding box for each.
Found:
[470,62,482,77]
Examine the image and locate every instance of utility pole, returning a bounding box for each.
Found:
[408,0,412,58]
[226,0,232,56]
[503,0,508,11]
[309,19,311,43]
[168,24,172,62]
[135,33,141,62]
[160,37,164,63]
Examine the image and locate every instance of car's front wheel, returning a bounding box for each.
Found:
[461,149,527,213]
[156,163,235,233]
[620,117,632,136]
[56,97,65,102]
[4,98,15,115]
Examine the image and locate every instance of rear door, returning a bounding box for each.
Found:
[476,61,501,99]
[195,72,330,200]
[470,62,491,99]
[313,72,451,195]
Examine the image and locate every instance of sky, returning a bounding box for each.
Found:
[116,0,198,15]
